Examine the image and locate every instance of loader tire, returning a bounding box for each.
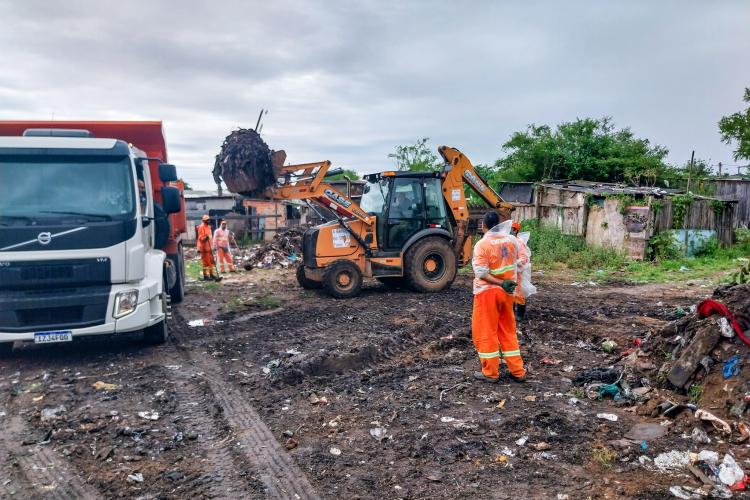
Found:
[404,237,457,293]
[323,260,362,299]
[296,264,322,289]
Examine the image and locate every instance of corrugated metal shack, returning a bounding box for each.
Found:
[498,181,738,259]
[705,178,750,227]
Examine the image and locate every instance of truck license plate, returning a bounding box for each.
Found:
[34,331,73,344]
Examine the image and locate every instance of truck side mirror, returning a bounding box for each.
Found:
[161,186,182,214]
[159,163,178,182]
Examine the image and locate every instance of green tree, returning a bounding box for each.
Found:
[719,87,750,162]
[493,117,670,186]
[326,169,360,181]
[389,138,443,172]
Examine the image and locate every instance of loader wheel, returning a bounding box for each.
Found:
[296,264,322,289]
[323,260,362,299]
[404,237,457,293]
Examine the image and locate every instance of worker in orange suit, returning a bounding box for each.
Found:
[213,220,237,273]
[471,212,528,383]
[197,215,221,282]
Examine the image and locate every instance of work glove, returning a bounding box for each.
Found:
[202,236,210,243]
[501,279,517,294]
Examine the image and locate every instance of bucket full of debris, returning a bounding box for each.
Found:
[212,128,287,196]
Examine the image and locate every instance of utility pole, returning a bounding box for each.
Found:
[686,150,695,192]
[718,162,722,176]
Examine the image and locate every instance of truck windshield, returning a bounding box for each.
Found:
[0,155,135,225]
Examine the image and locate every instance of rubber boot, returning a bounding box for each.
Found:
[515,304,526,322]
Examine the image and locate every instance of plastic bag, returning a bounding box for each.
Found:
[517,232,537,297]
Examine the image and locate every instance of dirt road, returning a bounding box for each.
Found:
[0,268,715,498]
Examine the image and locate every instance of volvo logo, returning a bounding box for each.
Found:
[37,232,52,245]
[0,226,88,251]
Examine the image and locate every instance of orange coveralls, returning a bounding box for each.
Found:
[197,223,218,279]
[472,232,528,379]
[213,227,236,272]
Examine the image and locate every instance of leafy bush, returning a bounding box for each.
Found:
[646,231,680,261]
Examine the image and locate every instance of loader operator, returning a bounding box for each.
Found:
[213,220,237,273]
[197,215,222,282]
[471,212,528,383]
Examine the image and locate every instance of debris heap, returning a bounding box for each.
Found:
[212,128,279,196]
[241,227,305,270]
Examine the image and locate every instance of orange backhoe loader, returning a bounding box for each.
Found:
[262,146,513,298]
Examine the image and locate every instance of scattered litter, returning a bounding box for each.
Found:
[308,393,328,405]
[691,427,711,444]
[694,409,731,435]
[533,442,551,451]
[601,340,618,353]
[695,450,719,466]
[426,471,443,482]
[188,318,223,327]
[329,447,341,456]
[541,356,561,365]
[572,367,621,386]
[440,416,457,423]
[497,399,506,409]
[562,365,574,373]
[668,485,701,499]
[523,395,537,402]
[718,454,745,487]
[654,450,691,472]
[596,413,618,422]
[533,451,557,460]
[568,398,580,406]
[40,405,66,421]
[718,317,735,338]
[92,381,117,391]
[723,355,741,379]
[515,436,529,446]
[625,423,666,441]
[242,228,305,269]
[137,411,159,421]
[369,427,388,442]
[127,473,144,483]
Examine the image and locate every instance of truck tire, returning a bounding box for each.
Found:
[168,246,185,303]
[296,264,322,289]
[0,342,13,357]
[323,260,362,299]
[404,237,457,293]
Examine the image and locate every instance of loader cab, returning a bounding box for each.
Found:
[361,172,449,250]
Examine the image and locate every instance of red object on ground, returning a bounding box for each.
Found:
[696,299,750,348]
[633,338,642,346]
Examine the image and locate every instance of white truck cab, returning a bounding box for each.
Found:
[0,131,182,353]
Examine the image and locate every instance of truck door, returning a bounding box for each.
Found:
[135,159,154,249]
[384,177,426,250]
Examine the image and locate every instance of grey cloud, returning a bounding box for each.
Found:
[1,0,748,190]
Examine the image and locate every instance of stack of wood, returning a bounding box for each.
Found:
[212,128,284,196]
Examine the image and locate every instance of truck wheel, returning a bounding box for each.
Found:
[376,277,405,289]
[143,285,169,345]
[168,248,185,303]
[296,264,322,289]
[0,342,13,357]
[323,260,362,299]
[143,314,168,345]
[404,237,457,293]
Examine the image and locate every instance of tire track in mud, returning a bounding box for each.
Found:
[168,312,320,500]
[167,371,264,498]
[0,412,99,500]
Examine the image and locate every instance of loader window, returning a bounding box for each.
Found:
[385,178,425,249]
[360,178,390,217]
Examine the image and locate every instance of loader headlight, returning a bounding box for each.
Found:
[113,290,139,319]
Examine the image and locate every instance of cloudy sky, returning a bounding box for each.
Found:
[1,0,748,189]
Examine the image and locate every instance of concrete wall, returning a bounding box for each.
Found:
[536,186,587,236]
[585,199,650,259]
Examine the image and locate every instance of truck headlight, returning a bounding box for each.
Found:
[113,290,139,319]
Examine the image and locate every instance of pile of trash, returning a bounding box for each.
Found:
[241,227,305,270]
[212,128,285,196]
[648,284,750,403]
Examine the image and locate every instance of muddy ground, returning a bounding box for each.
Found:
[0,264,736,499]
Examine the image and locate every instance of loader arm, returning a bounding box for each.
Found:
[263,160,374,226]
[438,146,514,265]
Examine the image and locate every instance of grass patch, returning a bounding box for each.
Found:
[185,259,203,281]
[591,446,617,469]
[688,384,702,404]
[255,296,282,309]
[521,220,749,284]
